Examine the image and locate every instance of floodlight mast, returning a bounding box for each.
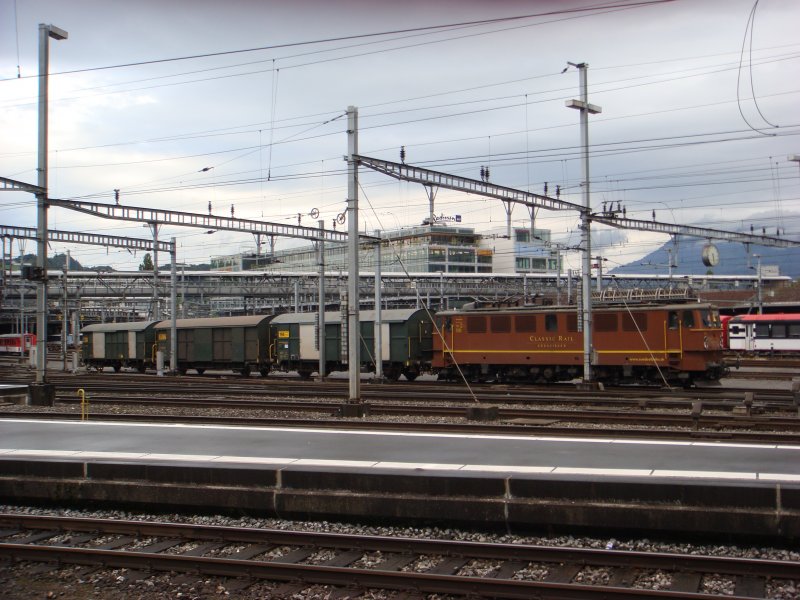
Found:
[566,62,601,385]
[35,23,68,390]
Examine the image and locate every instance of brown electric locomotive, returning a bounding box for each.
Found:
[432,301,726,385]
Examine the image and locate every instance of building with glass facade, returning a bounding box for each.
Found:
[211,223,558,275]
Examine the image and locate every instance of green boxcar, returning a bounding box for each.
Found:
[271,309,432,380]
[81,321,159,372]
[271,311,343,379]
[154,315,276,376]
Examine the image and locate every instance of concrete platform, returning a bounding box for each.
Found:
[1,419,799,541]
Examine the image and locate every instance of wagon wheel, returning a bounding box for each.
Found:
[196,368,205,375]
[259,367,270,377]
[240,364,251,377]
[401,368,419,382]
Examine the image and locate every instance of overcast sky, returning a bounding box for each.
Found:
[1,0,798,273]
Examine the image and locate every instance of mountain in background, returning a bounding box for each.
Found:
[609,237,800,278]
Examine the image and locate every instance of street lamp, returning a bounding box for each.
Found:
[34,24,67,399]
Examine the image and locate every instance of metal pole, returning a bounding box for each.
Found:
[318,220,326,381]
[170,238,177,373]
[567,62,601,384]
[374,232,383,379]
[596,255,602,292]
[346,106,360,402]
[755,254,763,314]
[62,250,68,371]
[150,223,160,319]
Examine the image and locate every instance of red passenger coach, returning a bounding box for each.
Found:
[0,333,36,356]
[433,302,725,385]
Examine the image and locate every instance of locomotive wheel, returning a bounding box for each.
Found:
[113,364,122,373]
[259,368,270,377]
[297,370,312,380]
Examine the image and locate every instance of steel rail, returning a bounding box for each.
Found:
[0,514,795,598]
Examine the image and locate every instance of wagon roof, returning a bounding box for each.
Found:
[436,302,716,316]
[270,308,429,325]
[81,321,160,333]
[153,315,275,329]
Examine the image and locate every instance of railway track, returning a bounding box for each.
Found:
[2,368,795,406]
[1,513,795,599]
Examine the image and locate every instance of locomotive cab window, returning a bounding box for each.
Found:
[701,310,718,327]
[545,314,558,332]
[682,311,695,328]
[668,311,679,329]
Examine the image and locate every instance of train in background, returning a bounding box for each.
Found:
[722,313,800,354]
[81,299,726,385]
[0,333,36,356]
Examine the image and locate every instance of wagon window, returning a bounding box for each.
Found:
[566,314,578,332]
[491,315,511,333]
[771,324,787,338]
[515,315,536,332]
[754,323,769,337]
[595,313,617,332]
[789,324,800,339]
[668,311,679,329]
[682,311,695,328]
[545,314,558,332]
[466,316,486,333]
[622,312,647,332]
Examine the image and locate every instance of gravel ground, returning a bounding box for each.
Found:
[1,504,798,599]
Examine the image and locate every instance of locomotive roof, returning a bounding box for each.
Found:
[436,302,717,316]
[153,315,275,329]
[81,320,160,333]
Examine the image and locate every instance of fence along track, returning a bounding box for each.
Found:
[0,514,796,599]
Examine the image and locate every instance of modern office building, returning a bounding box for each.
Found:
[211,223,560,275]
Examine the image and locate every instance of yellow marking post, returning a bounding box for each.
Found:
[77,388,89,421]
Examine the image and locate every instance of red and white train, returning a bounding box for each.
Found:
[722,313,800,354]
[0,333,36,356]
